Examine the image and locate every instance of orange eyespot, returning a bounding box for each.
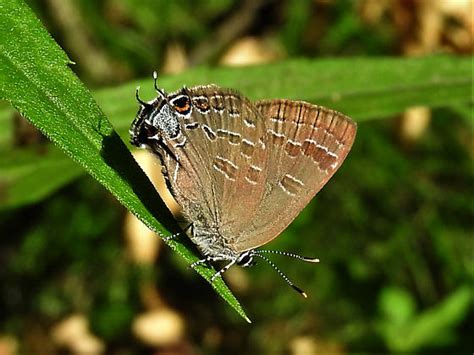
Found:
[176,102,190,113]
[171,95,191,115]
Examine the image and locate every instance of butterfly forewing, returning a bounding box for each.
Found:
[230,99,357,252]
[160,86,269,236]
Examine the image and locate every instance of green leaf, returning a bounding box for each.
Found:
[1,55,471,210]
[0,148,82,209]
[99,55,472,134]
[0,0,250,322]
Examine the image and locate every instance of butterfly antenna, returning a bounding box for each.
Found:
[255,250,320,263]
[135,86,150,107]
[152,71,167,99]
[253,253,308,298]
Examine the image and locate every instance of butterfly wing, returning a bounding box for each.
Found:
[159,86,270,238]
[230,99,357,252]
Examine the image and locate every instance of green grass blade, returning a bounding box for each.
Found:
[0,147,82,209]
[0,0,250,322]
[1,55,471,211]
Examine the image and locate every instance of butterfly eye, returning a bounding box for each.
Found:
[170,95,191,115]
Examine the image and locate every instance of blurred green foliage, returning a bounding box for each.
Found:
[1,0,473,353]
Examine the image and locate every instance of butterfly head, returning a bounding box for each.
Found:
[130,73,193,148]
[130,89,160,148]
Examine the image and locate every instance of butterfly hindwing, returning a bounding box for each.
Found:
[230,99,357,251]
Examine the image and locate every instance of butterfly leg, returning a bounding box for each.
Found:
[189,257,210,268]
[161,234,178,242]
[190,255,228,269]
[211,259,237,282]
[161,223,193,242]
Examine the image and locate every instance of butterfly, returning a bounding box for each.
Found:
[130,73,357,296]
